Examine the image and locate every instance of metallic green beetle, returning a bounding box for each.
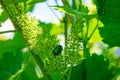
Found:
[53,45,63,56]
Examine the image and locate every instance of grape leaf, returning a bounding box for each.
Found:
[96,0,120,47]
[0,50,23,80]
[14,56,40,80]
[16,0,46,3]
[53,6,97,19]
[70,63,85,80]
[70,54,114,80]
[0,11,8,22]
[0,33,25,56]
[0,33,26,80]
[28,0,46,4]
[85,54,114,80]
[10,0,46,12]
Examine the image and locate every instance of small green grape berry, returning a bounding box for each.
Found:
[53,45,63,56]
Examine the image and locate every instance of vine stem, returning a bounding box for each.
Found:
[61,0,73,24]
[21,19,52,80]
[83,20,89,57]
[83,18,99,57]
[0,1,51,80]
[0,30,16,34]
[61,0,69,68]
[31,50,52,80]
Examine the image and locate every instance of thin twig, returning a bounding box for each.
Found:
[88,19,99,41]
[62,0,73,24]
[61,0,69,67]
[0,30,16,34]
[31,50,52,80]
[83,20,89,57]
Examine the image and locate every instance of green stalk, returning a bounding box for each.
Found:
[31,50,52,80]
[64,15,68,52]
[0,0,51,80]
[88,19,99,41]
[0,30,16,34]
[72,0,77,9]
[83,20,89,57]
[62,0,69,67]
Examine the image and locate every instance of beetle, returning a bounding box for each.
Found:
[53,45,63,56]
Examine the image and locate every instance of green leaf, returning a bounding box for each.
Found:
[0,50,23,80]
[13,32,26,48]
[96,0,120,47]
[85,54,114,80]
[0,33,26,80]
[15,0,46,12]
[70,54,114,80]
[70,63,85,80]
[16,0,46,3]
[78,4,89,13]
[0,11,8,22]
[26,4,35,12]
[53,6,86,16]
[15,56,40,80]
[28,0,46,4]
[53,6,97,19]
[112,67,120,80]
[0,33,25,56]
[98,22,120,47]
[51,72,63,80]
